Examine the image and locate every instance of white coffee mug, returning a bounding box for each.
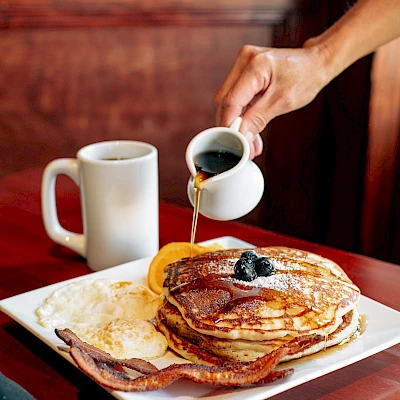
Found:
[41,140,159,271]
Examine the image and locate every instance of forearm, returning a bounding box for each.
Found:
[306,0,400,84]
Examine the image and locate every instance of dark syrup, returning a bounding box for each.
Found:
[194,150,242,178]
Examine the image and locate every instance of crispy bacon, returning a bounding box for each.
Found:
[55,328,158,374]
[58,328,322,392]
[255,369,294,385]
[69,342,290,391]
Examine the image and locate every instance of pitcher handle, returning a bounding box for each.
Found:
[229,117,242,132]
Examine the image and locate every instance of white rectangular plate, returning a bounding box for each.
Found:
[1,236,400,400]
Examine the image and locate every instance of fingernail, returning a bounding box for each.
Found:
[244,131,255,143]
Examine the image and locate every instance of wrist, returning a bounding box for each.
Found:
[301,37,338,91]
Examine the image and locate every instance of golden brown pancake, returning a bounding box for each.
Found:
[158,247,360,364]
[156,305,358,364]
[163,247,360,340]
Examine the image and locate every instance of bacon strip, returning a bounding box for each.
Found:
[255,369,294,385]
[55,328,158,374]
[69,341,290,392]
[60,327,321,392]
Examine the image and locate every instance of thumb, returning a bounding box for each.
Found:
[240,107,271,143]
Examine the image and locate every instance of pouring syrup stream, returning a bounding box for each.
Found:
[189,150,241,257]
[190,172,207,257]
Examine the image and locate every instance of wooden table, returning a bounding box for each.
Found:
[1,167,399,400]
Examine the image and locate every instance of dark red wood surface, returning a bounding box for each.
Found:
[1,167,399,400]
[4,0,393,266]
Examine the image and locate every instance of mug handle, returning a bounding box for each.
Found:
[41,159,86,257]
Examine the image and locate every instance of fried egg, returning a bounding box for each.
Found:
[83,318,168,359]
[36,279,167,359]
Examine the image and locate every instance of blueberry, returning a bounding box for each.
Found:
[240,250,259,263]
[234,259,257,281]
[254,257,275,277]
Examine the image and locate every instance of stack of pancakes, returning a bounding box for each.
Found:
[156,247,360,365]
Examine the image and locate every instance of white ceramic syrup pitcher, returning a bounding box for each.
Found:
[186,117,264,221]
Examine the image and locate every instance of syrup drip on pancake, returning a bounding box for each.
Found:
[297,313,367,363]
[338,314,368,345]
[169,273,355,337]
[172,276,276,315]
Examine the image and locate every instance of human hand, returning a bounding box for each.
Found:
[214,44,330,159]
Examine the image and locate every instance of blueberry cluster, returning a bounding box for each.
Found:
[234,250,275,282]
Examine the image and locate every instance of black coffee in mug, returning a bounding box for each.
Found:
[101,157,133,161]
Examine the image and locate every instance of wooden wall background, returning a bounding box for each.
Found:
[1,0,400,265]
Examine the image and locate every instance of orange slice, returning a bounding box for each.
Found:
[147,242,225,294]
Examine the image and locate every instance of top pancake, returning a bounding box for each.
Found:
[164,247,360,341]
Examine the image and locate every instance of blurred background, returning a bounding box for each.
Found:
[1,0,400,264]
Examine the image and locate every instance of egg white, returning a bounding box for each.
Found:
[36,279,166,359]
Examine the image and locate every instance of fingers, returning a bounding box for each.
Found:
[240,94,274,143]
[214,46,264,126]
[224,58,274,155]
[246,134,263,160]
[243,130,263,160]
[253,134,264,158]
[214,46,270,160]
[214,51,251,126]
[219,59,271,130]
